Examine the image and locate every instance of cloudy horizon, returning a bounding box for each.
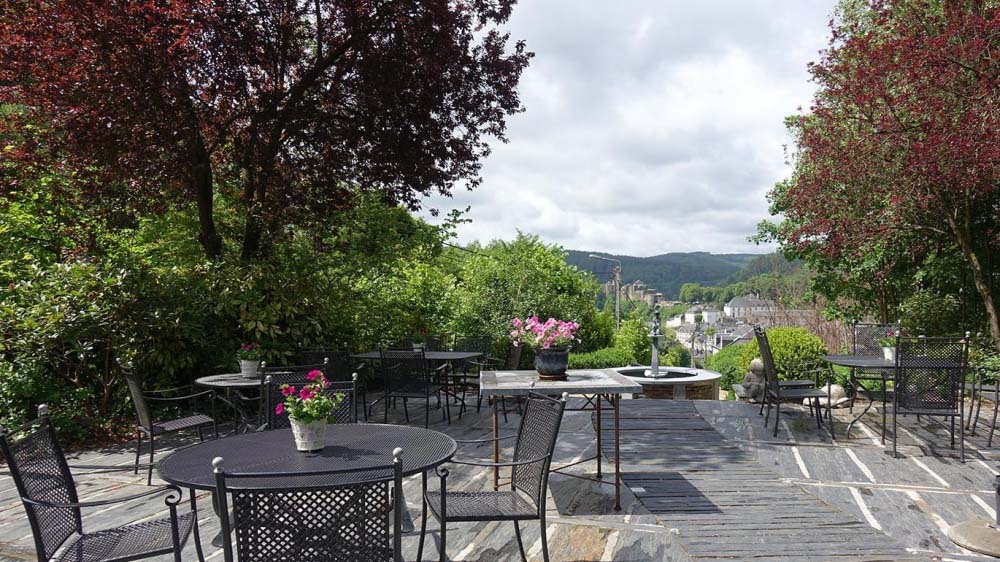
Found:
[419,1,836,257]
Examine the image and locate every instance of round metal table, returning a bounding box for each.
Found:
[159,424,457,490]
[195,373,261,390]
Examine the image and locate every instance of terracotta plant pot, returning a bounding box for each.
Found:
[239,359,259,379]
[535,347,570,381]
[289,417,327,452]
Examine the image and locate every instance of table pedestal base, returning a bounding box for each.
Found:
[949,519,1000,557]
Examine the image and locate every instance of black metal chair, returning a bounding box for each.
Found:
[755,326,831,438]
[375,348,450,428]
[475,342,525,422]
[213,449,404,562]
[849,322,897,413]
[261,373,358,430]
[0,405,196,562]
[299,345,370,421]
[449,336,492,416]
[967,365,1000,446]
[123,362,218,485]
[418,391,567,562]
[885,335,969,461]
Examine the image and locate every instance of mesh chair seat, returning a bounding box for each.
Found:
[776,387,829,400]
[151,414,214,435]
[54,511,195,562]
[425,490,538,522]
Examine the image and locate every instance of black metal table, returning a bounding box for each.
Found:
[195,373,262,432]
[351,350,483,361]
[822,354,892,438]
[159,424,456,560]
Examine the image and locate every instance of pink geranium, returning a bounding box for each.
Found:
[282,385,296,396]
[510,316,580,350]
[274,403,284,415]
[306,369,321,381]
[276,370,344,425]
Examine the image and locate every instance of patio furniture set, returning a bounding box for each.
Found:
[0,337,635,562]
[752,323,981,463]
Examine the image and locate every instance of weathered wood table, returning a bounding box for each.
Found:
[479,369,642,511]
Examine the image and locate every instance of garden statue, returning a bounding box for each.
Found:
[742,358,765,402]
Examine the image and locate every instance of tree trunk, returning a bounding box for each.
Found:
[192,135,222,259]
[946,215,1000,352]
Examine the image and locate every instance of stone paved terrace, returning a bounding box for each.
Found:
[2,395,1000,561]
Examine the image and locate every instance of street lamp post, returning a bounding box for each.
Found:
[589,254,622,329]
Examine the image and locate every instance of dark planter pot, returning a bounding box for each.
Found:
[535,347,571,381]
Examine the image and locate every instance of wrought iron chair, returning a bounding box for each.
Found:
[419,391,567,562]
[475,342,525,422]
[849,322,897,413]
[966,365,1000,446]
[755,326,831,437]
[885,335,969,461]
[123,362,218,485]
[375,348,450,427]
[213,449,404,562]
[299,345,370,421]
[0,405,196,562]
[447,335,492,418]
[261,373,358,430]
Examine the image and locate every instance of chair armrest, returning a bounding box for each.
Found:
[454,434,516,445]
[22,485,182,509]
[145,389,216,402]
[144,385,195,395]
[449,454,550,468]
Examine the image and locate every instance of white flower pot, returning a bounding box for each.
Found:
[882,347,896,362]
[239,359,259,378]
[290,418,327,452]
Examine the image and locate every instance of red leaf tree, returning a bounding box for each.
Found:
[770,0,1000,349]
[0,1,531,259]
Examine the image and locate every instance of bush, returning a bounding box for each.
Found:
[568,347,637,369]
[663,344,691,368]
[614,311,651,364]
[706,343,750,391]
[737,327,828,378]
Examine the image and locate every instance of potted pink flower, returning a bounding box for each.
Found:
[236,342,262,378]
[275,370,344,452]
[511,316,580,381]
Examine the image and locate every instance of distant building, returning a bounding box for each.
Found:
[682,306,722,325]
[724,294,775,319]
[709,324,755,354]
[602,279,663,308]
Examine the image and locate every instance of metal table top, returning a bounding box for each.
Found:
[479,369,642,397]
[352,350,483,361]
[822,355,965,369]
[195,373,261,390]
[158,424,456,491]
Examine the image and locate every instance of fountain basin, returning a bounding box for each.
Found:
[615,366,722,400]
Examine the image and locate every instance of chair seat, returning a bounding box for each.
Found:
[151,414,214,435]
[425,490,538,522]
[54,510,194,562]
[773,388,829,399]
[779,379,817,388]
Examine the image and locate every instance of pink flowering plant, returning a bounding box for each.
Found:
[510,316,580,350]
[275,370,344,424]
[878,329,909,348]
[236,342,262,361]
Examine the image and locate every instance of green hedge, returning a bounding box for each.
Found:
[568,347,637,369]
[737,327,827,378]
[706,342,749,391]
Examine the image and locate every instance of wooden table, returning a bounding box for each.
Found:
[479,369,642,511]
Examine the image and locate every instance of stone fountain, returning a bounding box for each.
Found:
[647,308,668,378]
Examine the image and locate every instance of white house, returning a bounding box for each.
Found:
[724,294,775,319]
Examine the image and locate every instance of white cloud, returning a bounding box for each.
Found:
[421,0,835,256]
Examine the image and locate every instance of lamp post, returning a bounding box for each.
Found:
[589,254,622,329]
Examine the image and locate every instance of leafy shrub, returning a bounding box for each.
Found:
[706,343,750,391]
[663,344,691,368]
[568,347,636,369]
[899,290,963,336]
[737,327,828,379]
[614,311,651,364]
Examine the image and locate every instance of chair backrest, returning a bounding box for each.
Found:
[454,335,491,354]
[299,346,358,383]
[214,452,404,562]
[853,323,896,355]
[753,326,780,395]
[0,408,82,561]
[505,342,524,370]
[263,375,356,430]
[399,335,448,351]
[511,392,567,509]
[261,359,329,379]
[895,336,969,412]
[379,348,431,388]
[123,366,154,432]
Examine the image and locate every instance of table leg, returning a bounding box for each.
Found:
[595,394,602,479]
[189,490,207,562]
[614,394,622,512]
[493,396,499,491]
[845,378,879,438]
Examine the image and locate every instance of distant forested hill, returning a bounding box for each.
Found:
[564,250,764,299]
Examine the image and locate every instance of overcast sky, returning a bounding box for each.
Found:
[420,1,837,257]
